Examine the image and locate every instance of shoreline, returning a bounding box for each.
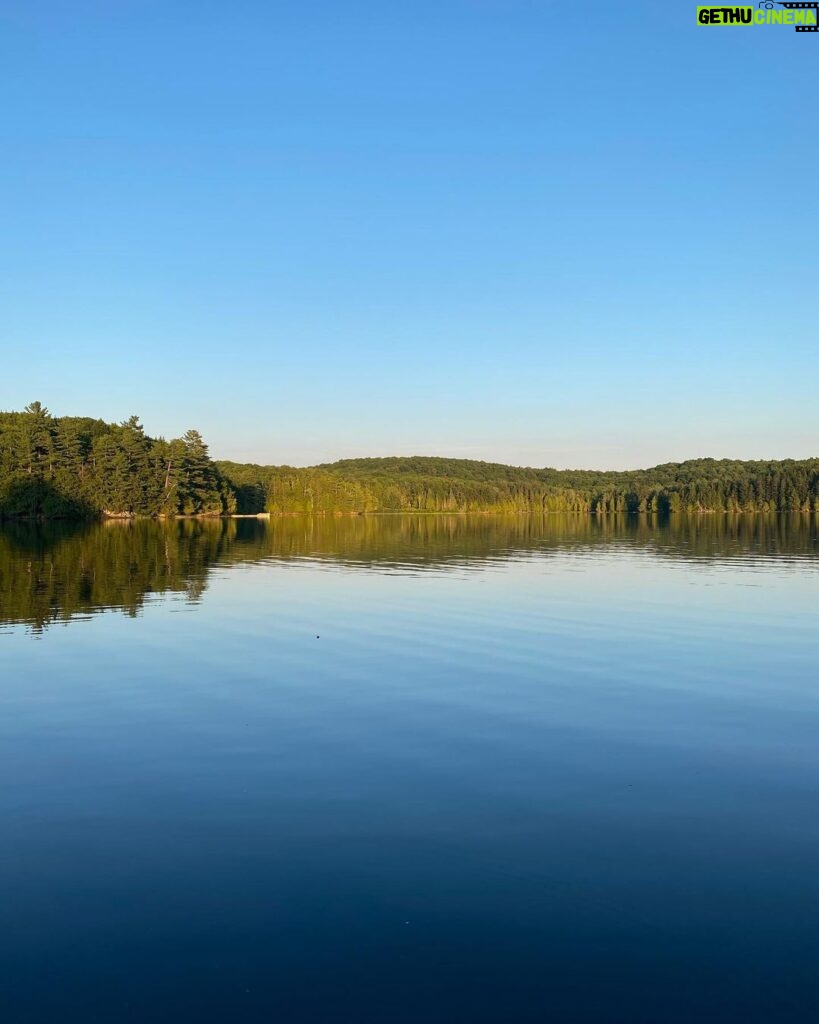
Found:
[1,509,817,524]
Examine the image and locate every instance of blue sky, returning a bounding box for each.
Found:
[1,1,816,468]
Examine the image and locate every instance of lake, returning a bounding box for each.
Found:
[2,514,818,1022]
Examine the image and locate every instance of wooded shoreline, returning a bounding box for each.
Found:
[3,508,818,523]
[2,404,818,519]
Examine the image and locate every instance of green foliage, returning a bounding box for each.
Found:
[218,455,819,515]
[1,403,817,519]
[0,404,234,519]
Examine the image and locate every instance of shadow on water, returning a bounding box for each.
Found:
[1,513,817,631]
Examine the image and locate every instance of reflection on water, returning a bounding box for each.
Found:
[2,514,819,1023]
[2,513,817,630]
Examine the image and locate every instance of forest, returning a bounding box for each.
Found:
[219,455,819,515]
[0,403,235,518]
[1,403,818,518]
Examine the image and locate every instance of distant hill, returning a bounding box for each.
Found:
[218,455,819,515]
[1,404,816,518]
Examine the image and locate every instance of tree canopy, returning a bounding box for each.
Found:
[219,454,819,516]
[1,404,817,518]
[0,405,235,518]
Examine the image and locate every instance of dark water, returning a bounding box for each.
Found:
[2,515,818,1022]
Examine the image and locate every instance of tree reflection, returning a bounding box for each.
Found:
[1,514,816,631]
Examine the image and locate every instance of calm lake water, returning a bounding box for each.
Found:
[2,515,818,1022]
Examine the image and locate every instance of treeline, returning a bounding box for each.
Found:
[218,455,819,515]
[0,403,235,518]
[2,404,817,518]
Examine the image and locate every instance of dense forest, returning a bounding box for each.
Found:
[0,403,236,518]
[219,455,819,515]
[1,403,818,518]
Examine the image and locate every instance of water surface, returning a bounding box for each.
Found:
[2,515,818,1022]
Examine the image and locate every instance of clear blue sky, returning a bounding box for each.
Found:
[1,1,816,469]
